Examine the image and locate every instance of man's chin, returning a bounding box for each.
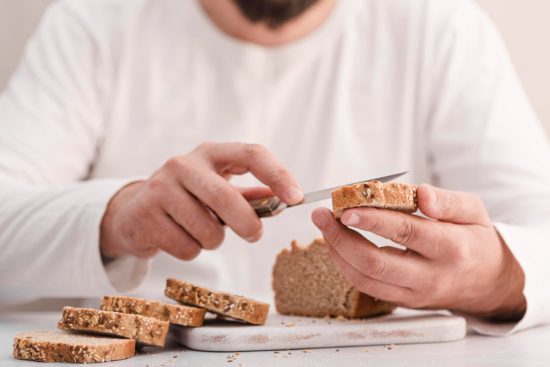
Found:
[232,0,320,29]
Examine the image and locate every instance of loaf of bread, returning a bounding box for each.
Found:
[57,307,169,347]
[13,330,135,363]
[332,180,418,218]
[273,239,396,318]
[101,295,205,327]
[165,278,270,325]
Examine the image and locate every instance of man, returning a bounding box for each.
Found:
[1,0,549,336]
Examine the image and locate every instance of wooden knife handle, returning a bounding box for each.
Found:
[248,196,284,218]
[219,196,285,225]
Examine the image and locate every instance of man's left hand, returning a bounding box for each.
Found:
[312,184,526,321]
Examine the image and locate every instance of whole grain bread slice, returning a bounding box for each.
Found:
[57,307,169,347]
[165,278,270,325]
[101,295,205,327]
[332,180,418,218]
[273,239,396,318]
[13,330,135,363]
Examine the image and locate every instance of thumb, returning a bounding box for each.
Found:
[418,184,491,225]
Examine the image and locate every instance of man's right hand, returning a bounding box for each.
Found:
[100,142,303,260]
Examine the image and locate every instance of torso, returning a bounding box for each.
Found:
[86,0,443,297]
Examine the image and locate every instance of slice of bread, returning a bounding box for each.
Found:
[165,278,270,325]
[101,295,206,327]
[13,330,135,363]
[273,239,396,318]
[57,307,169,347]
[332,180,418,218]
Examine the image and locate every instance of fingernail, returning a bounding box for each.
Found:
[423,184,437,209]
[343,212,360,226]
[287,186,304,204]
[312,209,330,228]
[246,227,263,243]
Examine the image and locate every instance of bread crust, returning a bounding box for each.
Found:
[57,307,169,347]
[165,278,270,325]
[348,291,397,318]
[13,330,135,363]
[101,295,205,327]
[332,180,418,218]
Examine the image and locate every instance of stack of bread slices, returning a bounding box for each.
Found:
[13,278,270,363]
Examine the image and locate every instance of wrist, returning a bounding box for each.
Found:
[452,230,526,322]
[100,181,144,258]
[483,234,527,322]
[490,245,527,322]
[100,205,126,258]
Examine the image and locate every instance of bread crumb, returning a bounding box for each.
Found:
[226,352,240,363]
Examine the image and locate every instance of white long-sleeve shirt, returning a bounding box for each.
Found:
[1,0,549,336]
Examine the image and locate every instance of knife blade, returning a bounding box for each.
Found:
[249,171,409,218]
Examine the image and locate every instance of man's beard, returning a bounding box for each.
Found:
[232,0,320,29]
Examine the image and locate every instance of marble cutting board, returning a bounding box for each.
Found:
[171,308,467,352]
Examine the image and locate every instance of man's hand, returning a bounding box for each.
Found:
[312,184,526,321]
[100,142,303,260]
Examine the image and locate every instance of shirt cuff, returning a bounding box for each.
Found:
[463,222,550,336]
[80,178,151,294]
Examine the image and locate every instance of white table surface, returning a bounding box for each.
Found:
[1,311,549,366]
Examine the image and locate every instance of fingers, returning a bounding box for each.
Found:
[311,208,423,287]
[131,245,159,259]
[195,142,303,205]
[153,177,225,250]
[327,245,413,304]
[143,209,202,261]
[237,186,275,201]
[166,158,263,242]
[340,207,453,259]
[418,184,491,225]
[156,217,202,261]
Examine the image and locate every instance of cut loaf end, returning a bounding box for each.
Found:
[273,239,396,318]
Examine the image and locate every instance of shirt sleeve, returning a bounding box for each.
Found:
[0,1,149,303]
[424,0,550,334]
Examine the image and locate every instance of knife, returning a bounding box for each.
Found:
[249,171,408,218]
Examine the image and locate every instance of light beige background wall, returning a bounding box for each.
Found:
[476,0,550,135]
[0,0,549,134]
